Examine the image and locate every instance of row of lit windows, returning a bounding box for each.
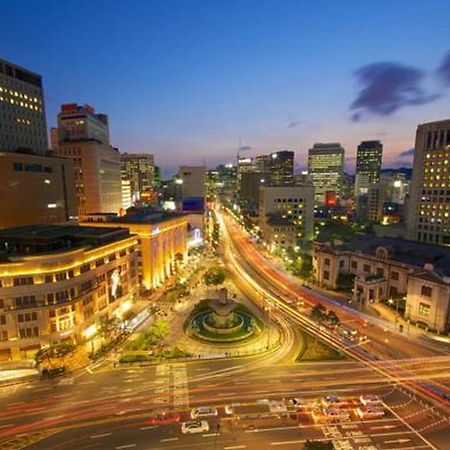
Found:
[0,96,42,112]
[0,86,40,102]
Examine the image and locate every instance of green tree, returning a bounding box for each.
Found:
[298,253,313,279]
[326,310,340,327]
[98,316,120,342]
[311,303,327,322]
[35,343,75,367]
[203,266,226,286]
[304,440,333,450]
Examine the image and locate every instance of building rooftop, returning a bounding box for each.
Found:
[82,210,186,226]
[0,225,131,258]
[334,235,450,278]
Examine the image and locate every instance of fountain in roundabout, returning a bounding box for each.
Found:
[186,288,262,343]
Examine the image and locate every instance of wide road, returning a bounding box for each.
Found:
[217,208,450,396]
[1,358,449,450]
[0,208,448,449]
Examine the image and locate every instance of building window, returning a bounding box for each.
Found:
[323,270,330,281]
[351,261,357,270]
[80,263,90,273]
[13,277,33,286]
[55,272,67,281]
[0,315,5,325]
[0,331,8,341]
[391,271,399,281]
[363,264,371,273]
[377,268,384,277]
[95,258,104,267]
[418,302,431,317]
[324,258,331,267]
[13,162,23,171]
[421,285,432,297]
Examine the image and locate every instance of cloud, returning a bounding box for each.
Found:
[286,120,304,129]
[350,62,439,121]
[437,50,450,86]
[239,145,252,151]
[398,148,414,158]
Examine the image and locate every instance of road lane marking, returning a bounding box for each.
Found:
[271,441,304,446]
[140,426,159,430]
[224,446,246,449]
[115,445,136,449]
[160,437,179,442]
[90,432,112,439]
[384,438,411,444]
[383,403,439,450]
[0,423,15,429]
[44,415,64,421]
[53,393,72,398]
[203,433,220,437]
[245,425,303,433]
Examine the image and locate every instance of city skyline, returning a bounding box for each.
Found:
[1,1,450,176]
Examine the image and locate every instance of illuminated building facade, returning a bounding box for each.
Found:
[121,153,155,201]
[52,104,122,216]
[259,185,314,248]
[269,150,294,186]
[80,212,188,290]
[354,140,383,197]
[315,236,450,332]
[0,151,77,228]
[121,179,133,211]
[407,119,450,246]
[0,58,48,154]
[308,143,344,204]
[0,225,139,361]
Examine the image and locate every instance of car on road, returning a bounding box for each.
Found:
[148,412,181,426]
[286,397,303,411]
[181,420,209,434]
[311,407,350,423]
[320,395,347,408]
[359,394,382,406]
[355,406,385,419]
[190,406,219,419]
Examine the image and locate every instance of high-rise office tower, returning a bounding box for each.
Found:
[255,154,272,172]
[269,150,294,186]
[0,58,48,154]
[308,143,344,204]
[407,119,450,246]
[52,104,122,216]
[178,166,206,200]
[121,153,155,201]
[0,59,77,228]
[355,140,383,196]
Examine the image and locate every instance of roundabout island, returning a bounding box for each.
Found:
[186,288,262,343]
